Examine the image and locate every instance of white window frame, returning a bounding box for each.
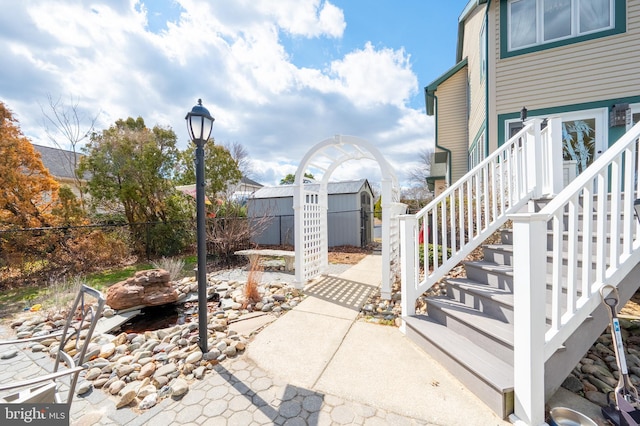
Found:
[507,0,615,52]
[480,20,487,82]
[468,130,486,170]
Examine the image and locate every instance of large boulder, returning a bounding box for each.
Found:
[106,269,178,310]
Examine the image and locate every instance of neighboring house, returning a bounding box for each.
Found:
[248,179,374,247]
[229,176,263,204]
[177,177,263,205]
[32,144,85,197]
[427,0,639,189]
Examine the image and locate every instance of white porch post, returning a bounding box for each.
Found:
[381,178,393,299]
[511,213,548,426]
[528,118,544,199]
[547,117,564,196]
[399,214,418,332]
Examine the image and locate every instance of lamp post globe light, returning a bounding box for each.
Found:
[186,99,214,353]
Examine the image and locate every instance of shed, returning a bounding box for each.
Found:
[248,179,374,247]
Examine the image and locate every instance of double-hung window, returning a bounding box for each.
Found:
[508,0,615,52]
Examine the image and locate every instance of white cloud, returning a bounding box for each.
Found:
[0,0,433,189]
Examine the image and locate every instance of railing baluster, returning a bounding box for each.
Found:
[566,195,578,316]
[441,196,448,263]
[450,190,457,255]
[610,158,622,270]
[551,213,562,331]
[581,184,593,302]
[596,171,607,285]
[623,146,634,257]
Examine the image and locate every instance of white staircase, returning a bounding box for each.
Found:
[400,120,640,424]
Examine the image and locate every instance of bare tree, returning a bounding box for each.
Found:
[407,148,434,187]
[225,141,252,178]
[40,94,100,210]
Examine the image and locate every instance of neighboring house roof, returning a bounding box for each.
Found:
[240,176,263,188]
[32,144,83,180]
[251,179,371,199]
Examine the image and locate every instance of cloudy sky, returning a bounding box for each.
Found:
[0,0,468,187]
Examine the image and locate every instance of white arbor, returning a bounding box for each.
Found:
[293,135,405,299]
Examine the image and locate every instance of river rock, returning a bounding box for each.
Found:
[154,363,177,378]
[109,380,126,395]
[76,380,92,395]
[185,351,202,364]
[85,367,102,381]
[139,393,158,409]
[139,362,156,378]
[137,384,157,398]
[194,366,206,379]
[0,350,18,360]
[116,389,137,409]
[106,269,178,310]
[99,343,116,359]
[170,378,188,397]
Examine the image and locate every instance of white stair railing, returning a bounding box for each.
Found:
[511,120,640,425]
[400,118,559,319]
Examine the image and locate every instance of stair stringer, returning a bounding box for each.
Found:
[543,262,640,399]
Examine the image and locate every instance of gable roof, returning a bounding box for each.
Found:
[32,144,83,180]
[250,179,372,199]
[240,176,263,187]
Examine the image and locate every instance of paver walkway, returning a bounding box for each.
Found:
[1,254,600,424]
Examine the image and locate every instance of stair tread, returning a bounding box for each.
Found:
[445,278,513,305]
[404,315,513,392]
[483,244,513,252]
[428,297,513,345]
[463,260,514,276]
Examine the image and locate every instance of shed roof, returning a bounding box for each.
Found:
[251,179,371,199]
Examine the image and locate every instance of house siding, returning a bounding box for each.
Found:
[435,66,469,182]
[462,4,488,155]
[489,0,640,145]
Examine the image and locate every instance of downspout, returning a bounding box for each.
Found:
[426,89,452,185]
[484,0,491,155]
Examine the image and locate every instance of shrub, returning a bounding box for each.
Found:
[419,243,452,269]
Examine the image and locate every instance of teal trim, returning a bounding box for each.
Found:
[471,123,487,150]
[500,0,626,59]
[469,123,487,168]
[484,0,491,156]
[426,92,453,185]
[425,58,468,116]
[496,96,640,147]
[457,1,489,65]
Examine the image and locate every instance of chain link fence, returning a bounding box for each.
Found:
[0,218,254,287]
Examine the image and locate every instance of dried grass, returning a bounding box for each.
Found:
[245,257,262,304]
[152,257,185,281]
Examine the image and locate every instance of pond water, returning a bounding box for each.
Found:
[113,302,196,334]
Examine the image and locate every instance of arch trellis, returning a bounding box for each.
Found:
[293,135,405,299]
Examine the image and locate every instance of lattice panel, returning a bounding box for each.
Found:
[302,191,323,281]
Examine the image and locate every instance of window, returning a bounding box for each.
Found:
[468,131,486,169]
[508,0,615,52]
